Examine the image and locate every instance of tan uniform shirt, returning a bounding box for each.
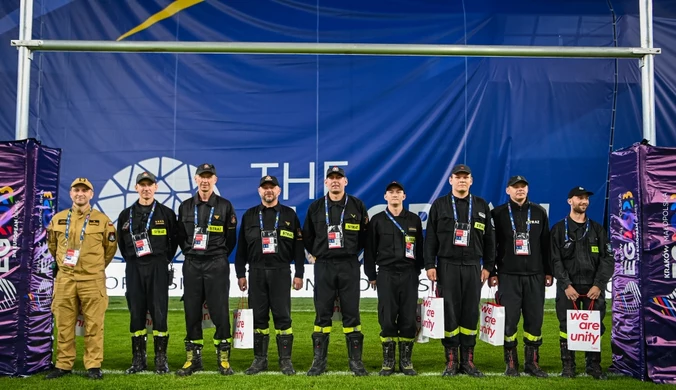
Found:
[47,205,117,281]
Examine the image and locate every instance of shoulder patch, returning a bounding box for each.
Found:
[231,214,237,224]
[108,232,116,242]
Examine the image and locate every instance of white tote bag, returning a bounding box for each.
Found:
[567,299,601,352]
[479,301,505,346]
[421,282,445,339]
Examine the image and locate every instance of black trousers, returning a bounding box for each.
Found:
[377,268,418,340]
[249,268,292,331]
[313,259,361,331]
[556,284,607,338]
[497,273,545,347]
[183,255,231,341]
[125,255,169,333]
[438,263,481,348]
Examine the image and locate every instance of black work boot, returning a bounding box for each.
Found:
[307,333,329,376]
[125,335,147,374]
[398,340,417,376]
[216,341,235,375]
[585,352,607,380]
[560,339,576,378]
[175,341,203,376]
[503,346,519,377]
[86,368,103,380]
[378,340,396,376]
[346,332,368,376]
[277,334,296,375]
[45,368,71,380]
[245,333,269,375]
[524,345,548,378]
[154,335,170,374]
[459,346,484,377]
[442,346,459,377]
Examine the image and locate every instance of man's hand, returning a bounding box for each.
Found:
[565,285,579,301]
[369,280,377,291]
[545,275,553,287]
[481,269,490,284]
[587,286,602,300]
[293,277,303,291]
[307,254,316,264]
[488,276,499,287]
[426,268,437,282]
[238,277,247,291]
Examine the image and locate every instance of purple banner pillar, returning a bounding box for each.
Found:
[609,144,645,380]
[640,145,676,384]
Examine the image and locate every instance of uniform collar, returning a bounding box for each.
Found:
[450,192,470,201]
[258,203,281,212]
[194,192,217,207]
[508,198,530,209]
[73,204,92,216]
[326,193,347,206]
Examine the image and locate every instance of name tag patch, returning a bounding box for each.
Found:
[151,228,167,235]
[280,230,294,239]
[345,223,360,231]
[207,225,223,233]
[474,222,485,231]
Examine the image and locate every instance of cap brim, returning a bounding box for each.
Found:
[386,184,404,192]
[260,181,278,186]
[509,180,528,186]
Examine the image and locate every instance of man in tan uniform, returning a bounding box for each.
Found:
[45,178,117,380]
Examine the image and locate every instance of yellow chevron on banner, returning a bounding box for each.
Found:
[117,0,204,41]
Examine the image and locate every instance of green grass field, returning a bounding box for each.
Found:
[0,298,660,389]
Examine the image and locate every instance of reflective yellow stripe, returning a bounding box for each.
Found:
[380,337,398,342]
[399,337,415,342]
[445,328,460,337]
[276,328,293,335]
[459,327,477,336]
[343,325,362,334]
[255,328,270,335]
[214,338,233,346]
[524,332,542,342]
[153,330,169,337]
[132,329,147,337]
[560,332,568,339]
[505,333,518,342]
[314,326,332,333]
[191,339,204,345]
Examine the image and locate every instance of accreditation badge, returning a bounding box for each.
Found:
[514,232,531,256]
[327,225,344,249]
[261,230,278,254]
[192,227,209,251]
[64,249,80,267]
[454,222,471,247]
[133,231,153,257]
[405,235,415,259]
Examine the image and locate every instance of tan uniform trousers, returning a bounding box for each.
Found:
[51,276,108,370]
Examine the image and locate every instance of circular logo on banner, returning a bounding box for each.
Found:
[95,157,220,262]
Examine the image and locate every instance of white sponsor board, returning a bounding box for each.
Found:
[104,263,611,299]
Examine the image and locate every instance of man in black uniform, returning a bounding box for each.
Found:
[424,164,495,378]
[117,171,178,375]
[489,175,552,378]
[303,166,369,376]
[551,186,613,380]
[364,181,424,376]
[235,175,305,375]
[175,163,238,376]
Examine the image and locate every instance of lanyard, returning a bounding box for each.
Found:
[564,217,589,241]
[385,208,406,236]
[325,195,349,226]
[259,208,280,231]
[65,208,92,244]
[194,205,215,227]
[129,201,157,234]
[508,202,531,233]
[451,194,472,224]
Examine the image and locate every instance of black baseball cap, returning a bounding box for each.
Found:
[568,186,594,198]
[326,166,346,178]
[385,181,405,193]
[507,175,528,186]
[196,163,217,176]
[136,171,157,184]
[451,164,472,175]
[259,175,280,187]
